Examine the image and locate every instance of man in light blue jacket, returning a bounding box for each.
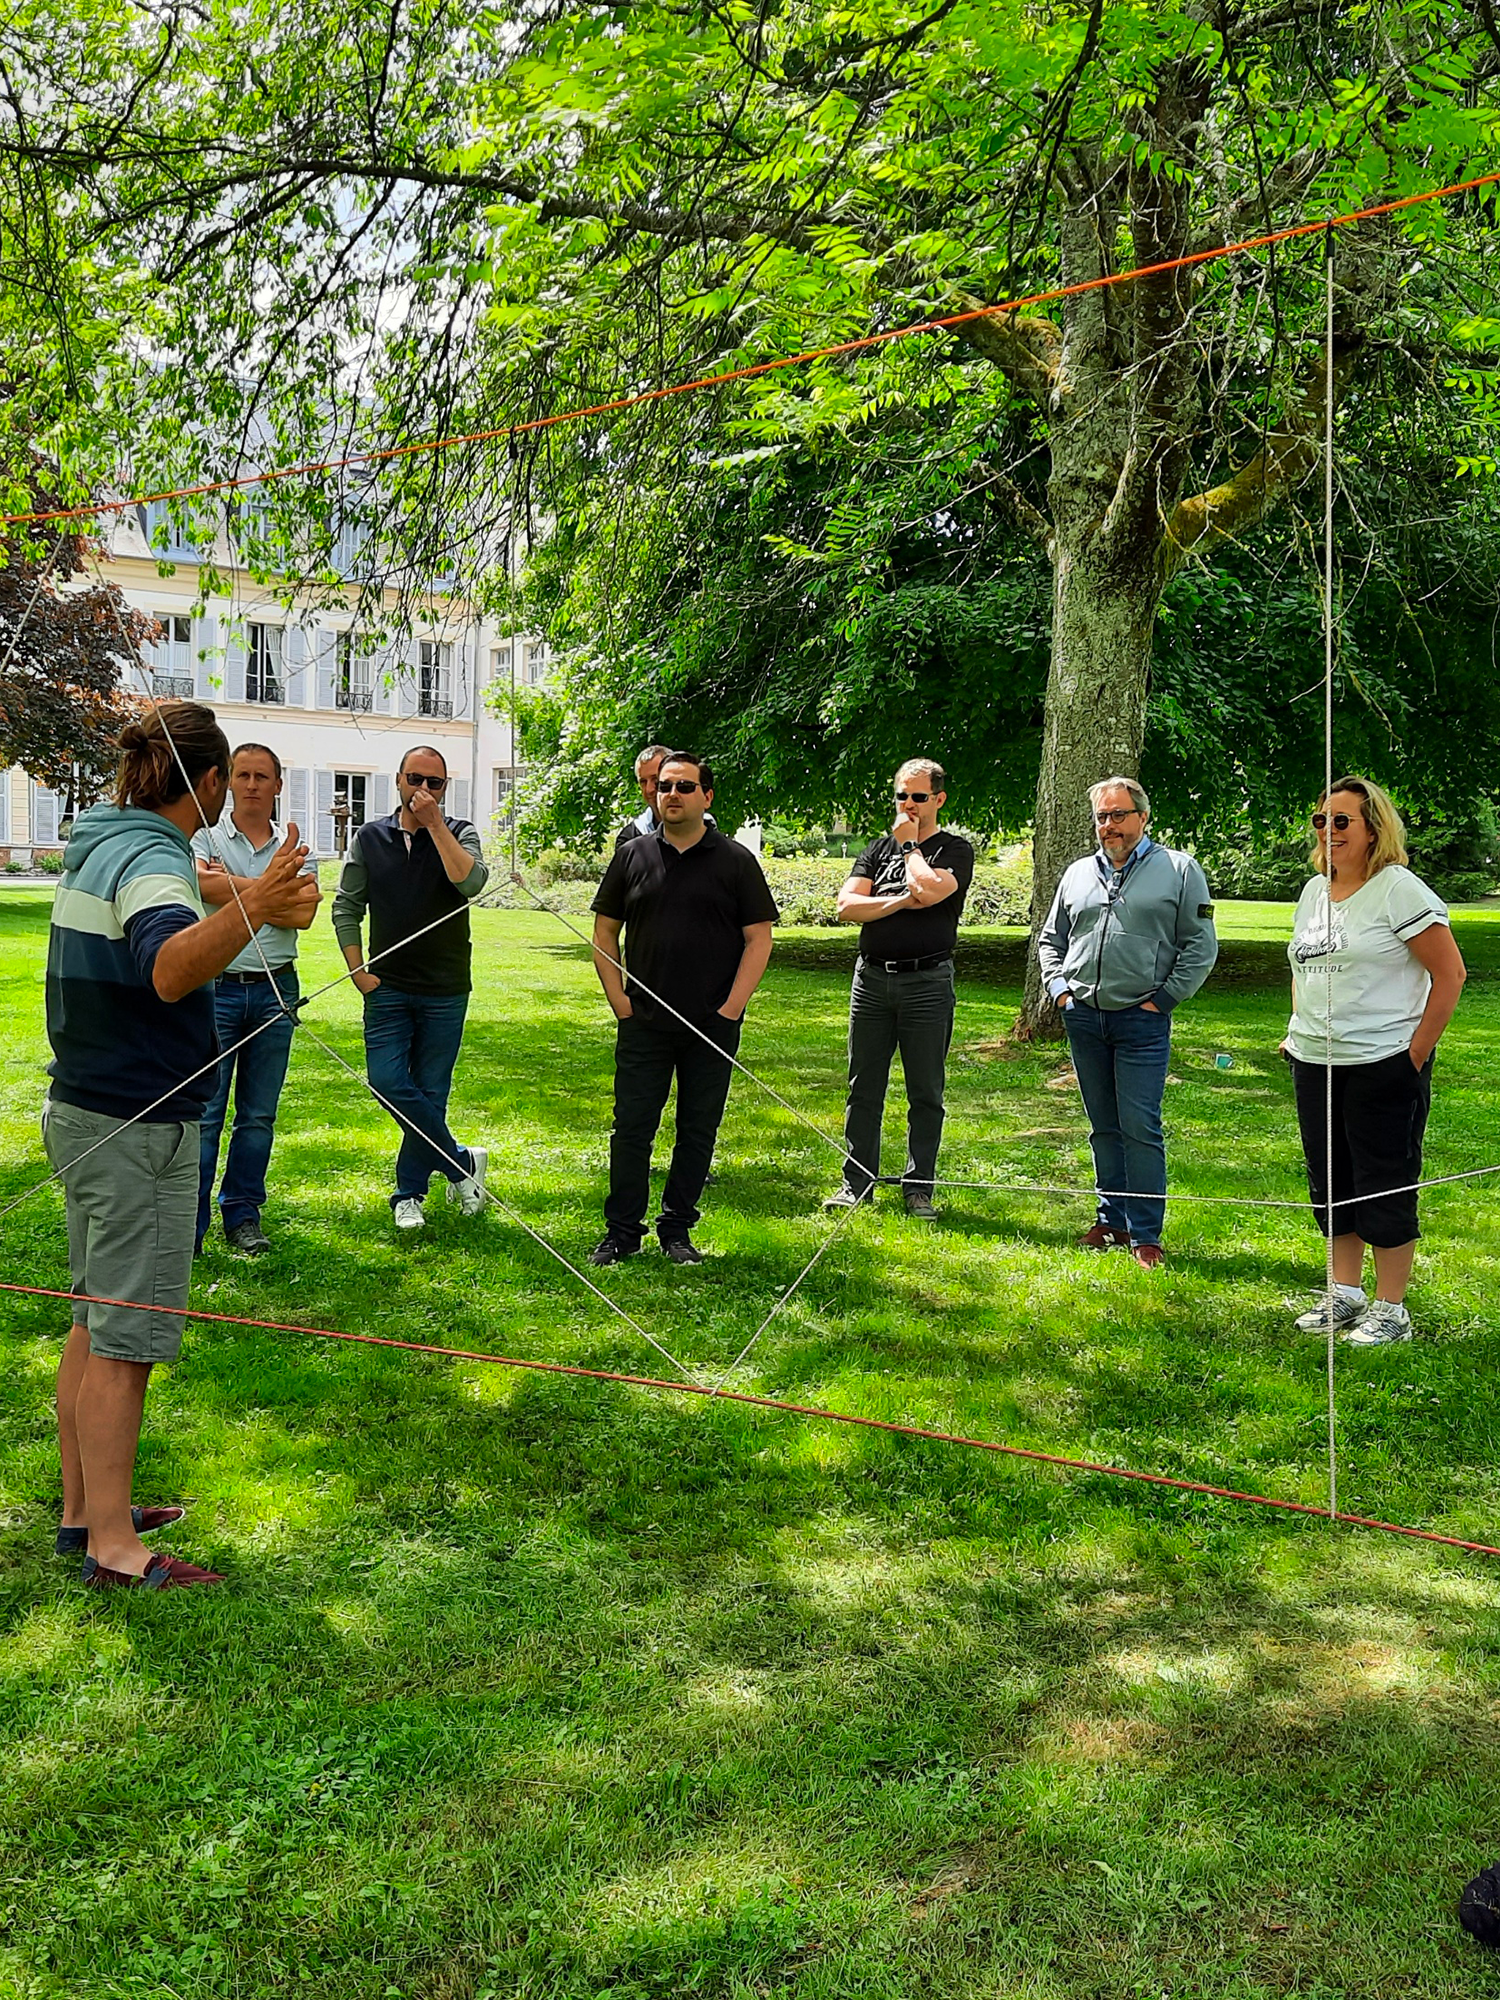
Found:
[1036,777,1218,1268]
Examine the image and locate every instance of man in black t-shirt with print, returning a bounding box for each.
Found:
[589,752,779,1266]
[826,758,974,1219]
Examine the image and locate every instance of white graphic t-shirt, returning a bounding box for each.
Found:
[1285,864,1448,1064]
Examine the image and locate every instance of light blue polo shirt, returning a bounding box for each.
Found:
[190,815,317,973]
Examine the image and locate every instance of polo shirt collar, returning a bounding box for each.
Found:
[218,814,282,858]
[653,823,720,856]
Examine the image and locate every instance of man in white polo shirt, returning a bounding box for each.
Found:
[191,742,321,1254]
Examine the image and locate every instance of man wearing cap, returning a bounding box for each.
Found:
[1036,776,1219,1269]
[824,759,974,1220]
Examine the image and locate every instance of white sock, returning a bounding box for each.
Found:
[1335,1282,1367,1303]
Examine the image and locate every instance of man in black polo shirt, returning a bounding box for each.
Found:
[825,758,974,1219]
[332,744,491,1232]
[589,752,778,1266]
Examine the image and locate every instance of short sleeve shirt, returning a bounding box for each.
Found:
[1285,864,1449,1064]
[591,827,779,1024]
[851,829,975,961]
[190,817,318,972]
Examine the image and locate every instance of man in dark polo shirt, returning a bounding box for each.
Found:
[589,752,778,1266]
[825,758,974,1219]
[332,744,491,1231]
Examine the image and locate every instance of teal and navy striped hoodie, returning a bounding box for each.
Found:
[46,804,216,1122]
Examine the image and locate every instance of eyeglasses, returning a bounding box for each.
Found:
[1311,812,1357,831]
[657,778,700,796]
[1094,808,1141,826]
[402,772,448,790]
[894,790,931,804]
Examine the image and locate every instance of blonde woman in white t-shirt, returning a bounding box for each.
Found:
[1282,776,1466,1344]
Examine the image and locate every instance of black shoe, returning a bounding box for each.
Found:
[659,1234,704,1266]
[225,1220,271,1256]
[903,1191,939,1220]
[589,1235,641,1267]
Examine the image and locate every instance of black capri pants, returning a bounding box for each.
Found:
[1288,1050,1433,1247]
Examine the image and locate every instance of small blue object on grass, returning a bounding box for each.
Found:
[1214,1053,1234,1070]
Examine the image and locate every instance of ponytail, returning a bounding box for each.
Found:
[115,703,230,810]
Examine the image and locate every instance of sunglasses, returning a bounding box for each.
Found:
[402,772,448,790]
[1094,808,1140,825]
[657,778,701,796]
[894,790,931,804]
[1311,812,1355,831]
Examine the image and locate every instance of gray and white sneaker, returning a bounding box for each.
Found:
[452,1145,488,1218]
[1293,1288,1367,1334]
[1344,1299,1413,1345]
[393,1197,426,1232]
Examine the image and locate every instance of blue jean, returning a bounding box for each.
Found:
[1062,1000,1173,1246]
[362,984,473,1204]
[198,968,299,1242]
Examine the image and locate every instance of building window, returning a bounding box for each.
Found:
[147,613,194,698]
[247,624,284,705]
[489,645,512,684]
[522,641,548,685]
[419,640,453,718]
[336,632,373,711]
[494,765,526,811]
[331,772,367,856]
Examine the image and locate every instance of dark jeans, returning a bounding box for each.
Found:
[362,984,473,1204]
[841,960,955,1198]
[1063,1000,1173,1246]
[605,1011,741,1245]
[198,968,299,1242]
[1289,1049,1432,1246]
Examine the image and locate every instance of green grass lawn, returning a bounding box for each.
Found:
[3,887,1500,1999]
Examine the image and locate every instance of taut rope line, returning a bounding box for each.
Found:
[3,1277,1497,1560]
[8,169,1500,533]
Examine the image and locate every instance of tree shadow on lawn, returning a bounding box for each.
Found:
[7,1279,1500,1998]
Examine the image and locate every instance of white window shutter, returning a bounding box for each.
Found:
[225,626,247,704]
[368,773,392,820]
[32,784,59,845]
[195,613,218,700]
[282,625,308,707]
[286,767,311,846]
[450,776,470,824]
[314,770,335,856]
[398,645,420,717]
[316,629,339,709]
[0,768,9,842]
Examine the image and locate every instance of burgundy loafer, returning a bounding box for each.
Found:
[82,1552,225,1589]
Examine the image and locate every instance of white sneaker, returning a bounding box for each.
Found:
[1293,1288,1367,1334]
[1344,1299,1413,1345]
[393,1197,426,1231]
[452,1145,488,1218]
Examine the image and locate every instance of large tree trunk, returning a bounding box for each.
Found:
[1019,529,1163,1036]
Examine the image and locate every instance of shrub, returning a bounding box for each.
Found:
[37,851,65,876]
[3,861,23,874]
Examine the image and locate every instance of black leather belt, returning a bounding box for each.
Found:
[219,968,293,984]
[859,952,953,974]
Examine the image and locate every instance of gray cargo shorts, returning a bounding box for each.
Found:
[41,1097,199,1364]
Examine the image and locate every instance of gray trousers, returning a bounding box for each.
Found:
[841,960,955,1197]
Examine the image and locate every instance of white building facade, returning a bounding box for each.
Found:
[1,501,549,862]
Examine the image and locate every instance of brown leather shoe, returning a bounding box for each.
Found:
[82,1552,225,1589]
[1078,1223,1130,1251]
[1131,1243,1166,1270]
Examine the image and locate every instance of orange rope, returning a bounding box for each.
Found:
[10,166,1500,531]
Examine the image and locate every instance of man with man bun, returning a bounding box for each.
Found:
[44,702,318,1587]
[1037,776,1218,1269]
[825,758,974,1219]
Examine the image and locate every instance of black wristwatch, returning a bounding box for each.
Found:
[899,839,918,854]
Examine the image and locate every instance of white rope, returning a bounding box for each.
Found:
[707,1182,875,1395]
[1323,231,1339,1523]
[297,1021,701,1385]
